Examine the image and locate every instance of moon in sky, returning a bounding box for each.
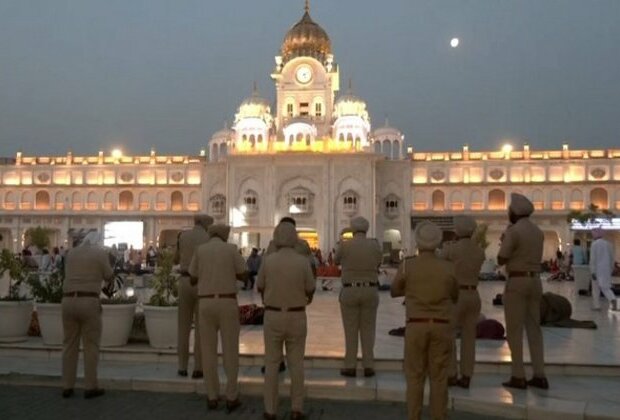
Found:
[450,38,460,48]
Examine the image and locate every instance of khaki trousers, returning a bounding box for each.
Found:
[503,276,545,378]
[339,287,379,369]
[198,298,240,401]
[263,311,307,415]
[449,290,480,378]
[404,322,451,420]
[62,297,102,390]
[177,276,201,371]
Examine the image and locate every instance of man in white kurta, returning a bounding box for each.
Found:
[589,228,617,311]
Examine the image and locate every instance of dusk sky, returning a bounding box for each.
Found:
[0,0,619,156]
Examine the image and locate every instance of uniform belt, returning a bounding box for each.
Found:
[63,292,99,298]
[199,293,237,299]
[265,305,305,312]
[407,317,449,324]
[343,282,378,288]
[459,285,477,290]
[508,271,539,278]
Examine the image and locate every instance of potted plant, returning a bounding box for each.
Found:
[27,270,64,346]
[100,274,137,347]
[143,250,179,349]
[0,249,35,342]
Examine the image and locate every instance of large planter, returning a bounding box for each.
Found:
[0,300,34,343]
[101,303,136,347]
[143,305,178,349]
[36,303,63,346]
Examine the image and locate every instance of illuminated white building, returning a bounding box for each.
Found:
[1,4,619,260]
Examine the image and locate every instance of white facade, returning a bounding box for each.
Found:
[1,6,619,259]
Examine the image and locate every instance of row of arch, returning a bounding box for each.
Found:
[373,139,403,160]
[2,190,200,212]
[415,187,616,211]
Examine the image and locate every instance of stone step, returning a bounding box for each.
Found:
[1,357,619,420]
[2,341,620,378]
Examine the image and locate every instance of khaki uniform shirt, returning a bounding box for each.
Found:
[188,237,246,296]
[498,218,544,272]
[176,226,210,272]
[257,247,315,308]
[334,234,382,284]
[440,238,485,286]
[63,245,114,294]
[392,253,458,319]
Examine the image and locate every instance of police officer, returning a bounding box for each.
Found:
[61,231,114,399]
[174,214,212,378]
[257,222,315,420]
[498,193,548,390]
[391,221,458,420]
[440,215,485,389]
[335,216,382,377]
[189,224,246,412]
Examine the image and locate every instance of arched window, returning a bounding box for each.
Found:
[570,189,584,210]
[35,191,50,210]
[532,189,544,210]
[242,190,259,215]
[432,190,445,211]
[413,191,427,210]
[392,141,400,159]
[339,133,345,142]
[155,191,167,211]
[139,192,150,210]
[54,191,65,210]
[550,189,563,210]
[347,133,353,143]
[382,140,391,157]
[249,134,256,147]
[342,191,359,215]
[374,141,381,154]
[384,194,400,218]
[103,191,114,210]
[210,194,226,217]
[306,134,311,146]
[257,134,263,143]
[288,188,313,215]
[488,189,505,210]
[71,191,82,211]
[171,191,183,211]
[219,143,227,158]
[450,191,464,210]
[188,191,200,211]
[118,191,133,211]
[590,188,608,209]
[470,190,483,210]
[86,191,98,210]
[4,191,16,210]
[242,134,247,142]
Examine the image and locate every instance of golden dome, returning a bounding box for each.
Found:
[281,9,331,64]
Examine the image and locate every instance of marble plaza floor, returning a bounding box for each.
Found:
[1,279,619,419]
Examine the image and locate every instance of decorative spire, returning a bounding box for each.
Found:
[252,80,258,96]
[384,115,390,127]
[347,78,353,94]
[304,0,310,13]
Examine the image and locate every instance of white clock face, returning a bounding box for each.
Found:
[295,65,313,84]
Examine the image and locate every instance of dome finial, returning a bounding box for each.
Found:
[304,0,310,13]
[347,78,353,94]
[384,115,390,127]
[252,81,258,96]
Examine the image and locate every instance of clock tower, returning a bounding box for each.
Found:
[271,3,340,138]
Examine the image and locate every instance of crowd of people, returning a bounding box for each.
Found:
[37,192,618,420]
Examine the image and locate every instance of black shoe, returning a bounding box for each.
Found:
[84,388,105,399]
[527,376,549,390]
[363,368,375,378]
[191,370,203,379]
[457,376,471,389]
[177,369,188,377]
[62,389,74,398]
[226,399,242,413]
[207,399,218,410]
[502,377,527,390]
[340,368,356,377]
